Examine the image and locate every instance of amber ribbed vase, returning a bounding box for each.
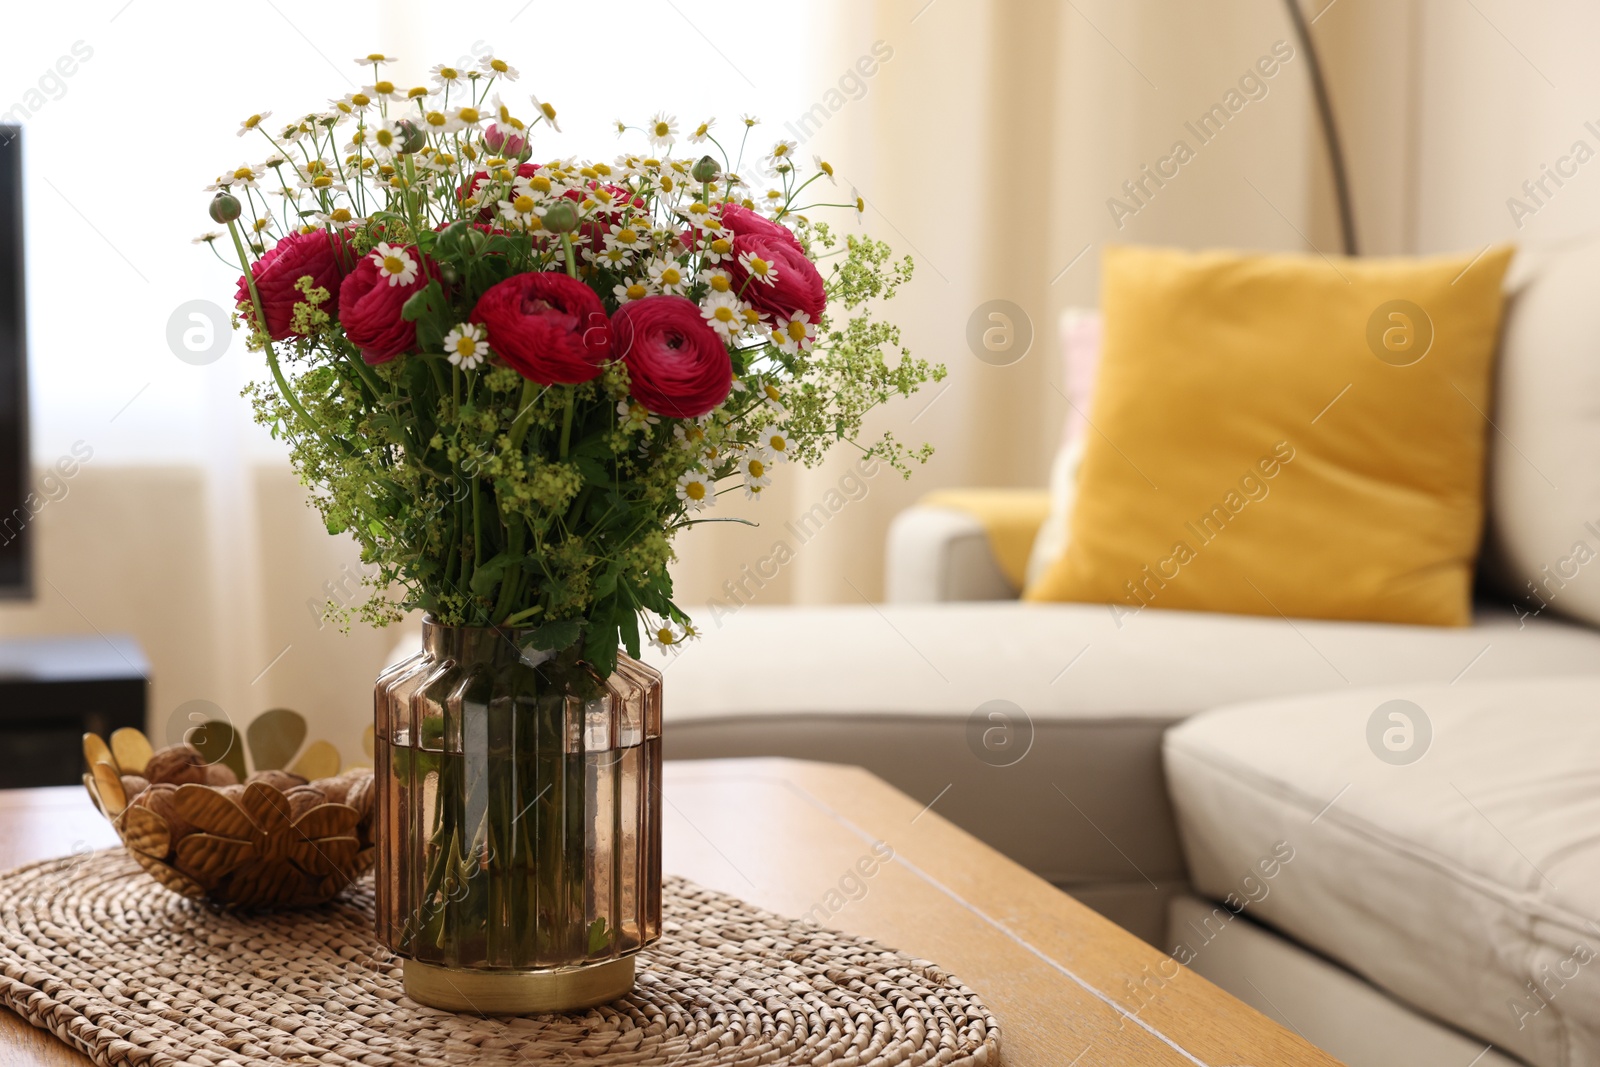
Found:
[373,618,662,1013]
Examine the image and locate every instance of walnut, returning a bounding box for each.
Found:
[144,744,209,786]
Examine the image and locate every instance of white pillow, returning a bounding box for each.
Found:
[1023,308,1101,589]
[1483,240,1600,628]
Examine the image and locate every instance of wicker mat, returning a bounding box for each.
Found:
[0,850,998,1066]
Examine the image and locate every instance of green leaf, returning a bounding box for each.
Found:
[400,281,443,323]
[587,918,610,954]
[524,619,582,652]
[470,553,515,597]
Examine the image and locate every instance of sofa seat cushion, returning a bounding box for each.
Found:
[1164,676,1600,1067]
[639,602,1600,891]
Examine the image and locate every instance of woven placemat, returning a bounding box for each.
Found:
[0,850,998,1066]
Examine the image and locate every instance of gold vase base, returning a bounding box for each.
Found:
[403,955,637,1015]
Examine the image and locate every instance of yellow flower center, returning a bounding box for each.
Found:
[439,67,458,79]
[374,80,395,95]
[529,175,551,192]
[748,256,771,276]
[595,163,612,176]
[773,144,789,157]
[748,459,766,478]
[764,383,781,402]
[365,53,387,62]
[741,308,761,325]
[655,627,676,645]
[408,86,428,99]
[786,319,808,341]
[580,166,598,179]
[695,123,709,137]
[329,208,352,223]
[459,107,480,123]
[312,174,333,188]
[769,435,787,451]
[352,93,372,106]
[713,307,735,323]
[233,166,254,181]
[688,202,709,216]
[661,267,681,286]
[685,482,706,501]
[434,152,455,166]
[710,275,731,293]
[425,111,448,128]
[626,283,646,300]
[252,218,269,232]
[513,194,535,213]
[539,101,557,120]
[382,255,406,275]
[819,160,834,176]
[374,129,395,146]
[660,176,675,192]
[490,58,509,73]
[617,228,638,244]
[244,114,263,129]
[711,238,731,255]
[654,122,670,137]
[454,337,476,356]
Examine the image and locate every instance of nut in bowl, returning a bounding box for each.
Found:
[82,711,376,908]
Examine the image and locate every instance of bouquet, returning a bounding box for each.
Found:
[204,53,943,674]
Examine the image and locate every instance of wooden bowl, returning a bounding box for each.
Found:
[82,717,375,909]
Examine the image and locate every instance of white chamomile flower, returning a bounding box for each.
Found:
[757,379,787,416]
[370,242,419,287]
[700,291,744,340]
[771,311,816,355]
[443,323,489,369]
[699,236,735,265]
[813,155,836,183]
[613,118,628,137]
[766,140,797,168]
[757,426,794,463]
[603,222,647,259]
[219,164,262,190]
[851,186,865,217]
[737,249,780,286]
[482,56,520,81]
[739,451,772,498]
[646,111,678,148]
[313,206,362,227]
[430,63,468,90]
[675,469,714,512]
[530,92,560,132]
[419,108,456,135]
[453,104,486,131]
[364,79,404,102]
[192,231,223,245]
[237,112,272,138]
[356,53,396,67]
[739,113,760,128]
[499,187,546,230]
[647,619,686,651]
[613,278,649,304]
[647,258,689,295]
[365,119,402,156]
[688,118,715,144]
[617,400,659,432]
[698,267,734,295]
[674,421,710,451]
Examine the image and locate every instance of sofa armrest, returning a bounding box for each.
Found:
[884,505,1020,602]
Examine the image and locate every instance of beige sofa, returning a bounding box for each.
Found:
[649,240,1600,1066]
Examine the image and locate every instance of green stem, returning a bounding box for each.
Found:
[226,220,337,449]
[558,392,575,459]
[561,233,577,278]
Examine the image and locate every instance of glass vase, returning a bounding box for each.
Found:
[373,617,662,1013]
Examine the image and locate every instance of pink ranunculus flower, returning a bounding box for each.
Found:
[234,230,350,341]
[337,243,433,364]
[612,295,733,419]
[470,271,612,385]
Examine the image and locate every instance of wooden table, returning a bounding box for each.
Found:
[0,759,1343,1066]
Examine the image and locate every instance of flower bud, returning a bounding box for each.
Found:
[394,118,427,154]
[542,200,579,234]
[209,191,241,224]
[484,123,528,160]
[692,155,720,183]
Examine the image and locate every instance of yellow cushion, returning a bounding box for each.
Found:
[1024,244,1515,627]
[919,489,1052,590]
